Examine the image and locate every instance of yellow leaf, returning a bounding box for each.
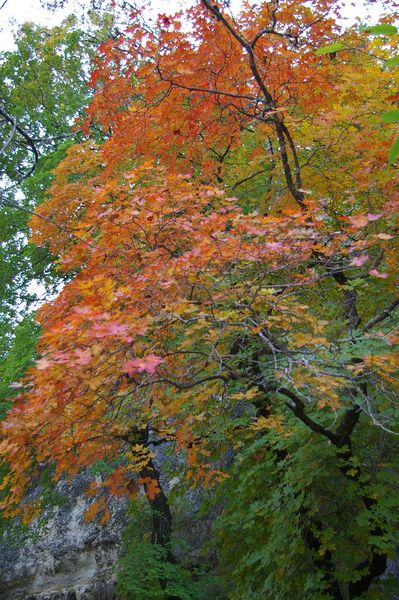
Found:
[84,500,101,523]
[231,387,259,401]
[251,415,285,432]
[100,509,111,525]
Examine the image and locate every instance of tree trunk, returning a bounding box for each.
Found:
[140,456,175,564]
[136,427,178,599]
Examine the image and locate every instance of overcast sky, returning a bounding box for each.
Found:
[0,0,188,50]
[0,0,390,53]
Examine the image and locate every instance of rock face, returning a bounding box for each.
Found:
[0,442,215,600]
[0,473,128,600]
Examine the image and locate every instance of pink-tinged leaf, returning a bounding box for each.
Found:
[160,280,173,288]
[36,358,53,370]
[52,351,72,364]
[92,322,130,338]
[366,213,382,222]
[73,306,93,315]
[60,256,73,265]
[350,255,369,267]
[349,214,369,228]
[265,242,284,250]
[375,233,393,240]
[349,213,382,228]
[369,269,388,279]
[123,354,164,375]
[75,349,92,365]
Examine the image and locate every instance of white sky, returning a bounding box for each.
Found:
[0,0,390,52]
[1,1,69,49]
[0,0,187,51]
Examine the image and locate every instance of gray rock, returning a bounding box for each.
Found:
[0,429,231,599]
[0,472,128,600]
[0,441,218,599]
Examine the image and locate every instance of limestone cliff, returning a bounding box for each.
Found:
[0,473,128,600]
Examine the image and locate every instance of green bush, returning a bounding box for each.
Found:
[115,501,226,600]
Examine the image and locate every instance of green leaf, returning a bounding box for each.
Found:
[366,24,398,36]
[388,136,399,163]
[315,42,345,55]
[381,109,399,123]
[385,55,399,67]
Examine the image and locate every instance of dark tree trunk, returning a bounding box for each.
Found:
[136,427,178,600]
[348,552,387,599]
[140,456,175,564]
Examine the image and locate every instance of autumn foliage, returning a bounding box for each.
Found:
[1,0,399,597]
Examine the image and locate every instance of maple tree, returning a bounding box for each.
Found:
[1,0,399,598]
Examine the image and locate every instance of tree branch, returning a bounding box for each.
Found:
[329,267,361,331]
[363,298,399,332]
[0,107,39,179]
[334,406,361,447]
[200,0,305,207]
[279,387,339,444]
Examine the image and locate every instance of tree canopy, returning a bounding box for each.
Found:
[1,1,398,598]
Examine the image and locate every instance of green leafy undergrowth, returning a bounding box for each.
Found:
[115,499,226,600]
